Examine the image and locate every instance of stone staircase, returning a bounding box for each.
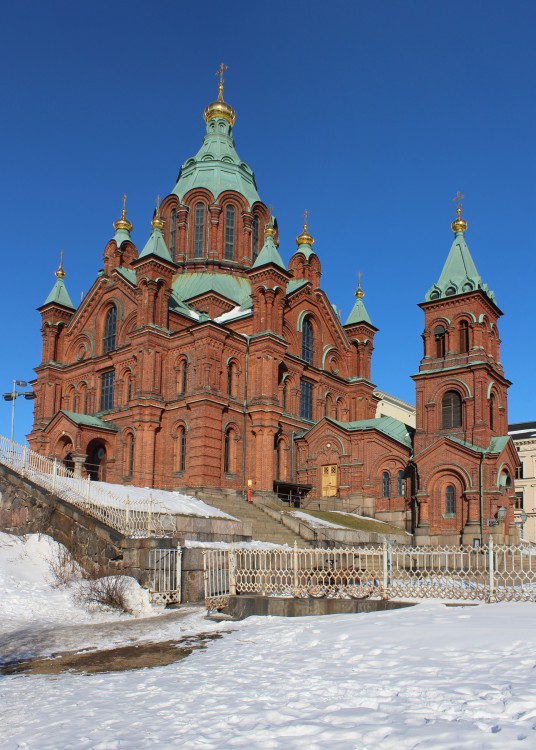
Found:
[199,494,311,547]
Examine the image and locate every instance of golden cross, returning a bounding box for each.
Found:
[303,209,309,225]
[216,62,228,84]
[452,191,464,205]
[122,194,127,212]
[358,270,362,285]
[156,195,161,210]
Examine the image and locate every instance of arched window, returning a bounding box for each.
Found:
[301,317,314,364]
[434,325,446,358]
[125,370,133,402]
[446,485,455,514]
[300,380,313,420]
[382,471,391,498]
[225,205,235,260]
[459,320,470,353]
[282,379,288,412]
[103,306,117,354]
[125,433,135,477]
[178,360,188,396]
[252,216,260,260]
[324,393,331,417]
[276,439,282,481]
[228,361,238,399]
[177,426,186,473]
[223,427,237,474]
[489,393,495,431]
[194,203,205,257]
[170,208,177,257]
[100,370,115,411]
[397,470,405,497]
[442,390,462,429]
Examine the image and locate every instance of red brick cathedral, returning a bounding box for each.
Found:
[28,76,520,545]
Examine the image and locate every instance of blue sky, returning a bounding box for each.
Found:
[1,0,535,443]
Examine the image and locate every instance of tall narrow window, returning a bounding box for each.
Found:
[178,426,186,472]
[126,433,135,477]
[252,215,260,260]
[103,306,117,354]
[194,203,205,257]
[398,470,405,497]
[179,360,188,395]
[382,471,391,498]
[126,371,133,402]
[459,320,470,353]
[489,393,495,430]
[100,371,115,411]
[227,362,237,398]
[300,380,313,420]
[223,427,236,474]
[170,208,177,257]
[442,390,462,429]
[282,379,288,412]
[302,317,314,364]
[225,205,235,260]
[446,485,455,514]
[434,325,446,358]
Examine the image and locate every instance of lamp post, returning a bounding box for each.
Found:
[3,380,36,443]
[516,510,528,540]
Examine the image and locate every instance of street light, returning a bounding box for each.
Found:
[497,505,508,522]
[3,380,36,443]
[516,510,528,540]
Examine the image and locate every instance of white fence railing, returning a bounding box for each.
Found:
[148,548,182,603]
[0,435,169,537]
[203,540,536,608]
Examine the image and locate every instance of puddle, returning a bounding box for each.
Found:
[1,632,226,676]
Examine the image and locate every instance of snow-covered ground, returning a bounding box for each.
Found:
[2,532,536,749]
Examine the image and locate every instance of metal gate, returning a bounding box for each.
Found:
[149,548,182,603]
[203,549,230,610]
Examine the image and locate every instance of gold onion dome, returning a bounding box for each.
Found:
[451,204,467,234]
[296,214,314,247]
[55,251,66,279]
[203,63,236,127]
[355,274,365,299]
[264,220,276,237]
[150,195,164,230]
[113,195,133,233]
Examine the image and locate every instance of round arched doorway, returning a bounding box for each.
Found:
[85,441,107,481]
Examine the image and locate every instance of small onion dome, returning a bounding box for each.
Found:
[264,221,276,238]
[355,278,364,299]
[152,197,164,230]
[55,251,66,279]
[296,219,314,247]
[203,67,236,127]
[113,195,133,234]
[451,205,467,234]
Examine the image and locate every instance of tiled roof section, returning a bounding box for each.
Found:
[509,421,536,439]
[61,411,118,430]
[328,416,414,449]
[425,230,495,303]
[43,278,75,310]
[116,267,136,285]
[345,296,372,326]
[138,226,173,262]
[286,279,309,295]
[447,434,510,454]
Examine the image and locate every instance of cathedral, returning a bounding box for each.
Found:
[28,73,520,545]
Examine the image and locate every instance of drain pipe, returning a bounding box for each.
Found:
[241,336,250,500]
[479,451,484,546]
[290,430,296,483]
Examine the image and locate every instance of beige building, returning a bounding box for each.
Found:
[508,422,536,542]
[374,390,416,427]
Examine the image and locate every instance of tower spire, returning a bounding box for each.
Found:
[203,62,236,127]
[296,209,314,248]
[451,192,467,234]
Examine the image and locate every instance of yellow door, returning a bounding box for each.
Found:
[322,464,338,497]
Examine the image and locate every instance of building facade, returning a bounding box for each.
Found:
[28,79,520,544]
[508,422,536,542]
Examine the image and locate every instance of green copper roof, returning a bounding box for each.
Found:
[345,296,372,326]
[287,278,309,295]
[172,117,260,207]
[43,277,75,309]
[295,242,315,260]
[329,416,414,449]
[447,434,510,455]
[252,232,286,271]
[172,272,252,308]
[61,411,118,430]
[425,230,495,303]
[116,267,136,285]
[113,226,131,246]
[138,225,173,262]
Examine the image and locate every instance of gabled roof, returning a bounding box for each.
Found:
[53,410,118,431]
[327,416,414,449]
[345,296,372,326]
[138,225,173,262]
[251,230,287,271]
[172,272,252,308]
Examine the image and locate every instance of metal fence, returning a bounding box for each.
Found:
[148,548,182,603]
[203,540,536,609]
[0,434,170,537]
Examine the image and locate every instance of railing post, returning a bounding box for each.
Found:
[21,446,28,478]
[382,538,390,600]
[293,541,299,596]
[86,476,91,503]
[52,459,58,493]
[488,537,496,603]
[147,493,153,536]
[229,547,237,596]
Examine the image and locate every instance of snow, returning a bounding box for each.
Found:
[88,480,234,519]
[2,531,536,749]
[291,510,347,529]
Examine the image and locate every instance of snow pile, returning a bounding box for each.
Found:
[291,510,346,528]
[184,539,291,549]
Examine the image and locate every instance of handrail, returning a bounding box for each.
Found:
[0,434,168,537]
